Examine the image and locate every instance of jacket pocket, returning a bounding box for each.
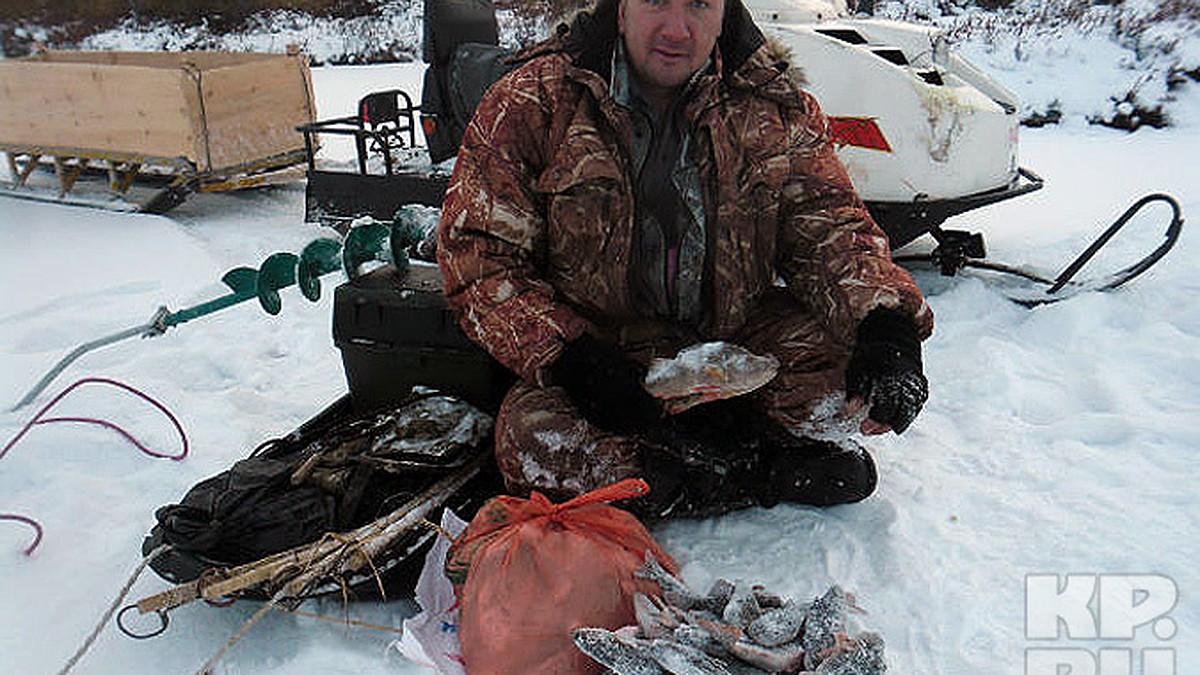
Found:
[536,134,628,254]
[533,138,631,310]
[734,156,788,291]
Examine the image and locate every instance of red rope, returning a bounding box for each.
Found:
[1,377,190,555]
[0,513,43,556]
[1,377,188,461]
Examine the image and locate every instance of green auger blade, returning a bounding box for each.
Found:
[392,207,426,244]
[257,252,299,315]
[390,206,428,272]
[157,267,259,329]
[298,238,342,302]
[13,237,352,411]
[222,267,261,296]
[343,222,390,280]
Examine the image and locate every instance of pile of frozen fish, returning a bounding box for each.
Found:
[573,558,886,674]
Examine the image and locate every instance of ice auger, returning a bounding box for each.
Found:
[9,209,430,411]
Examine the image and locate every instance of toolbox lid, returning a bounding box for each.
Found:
[333,263,481,352]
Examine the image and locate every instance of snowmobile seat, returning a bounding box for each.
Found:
[423,0,500,67]
[420,0,517,163]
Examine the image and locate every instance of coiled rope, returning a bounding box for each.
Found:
[1,377,189,555]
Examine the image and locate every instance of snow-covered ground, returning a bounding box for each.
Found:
[2,38,1199,675]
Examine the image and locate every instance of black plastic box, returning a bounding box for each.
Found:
[333,263,514,414]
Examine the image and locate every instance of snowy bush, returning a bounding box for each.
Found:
[73,6,423,64]
[875,0,1200,128]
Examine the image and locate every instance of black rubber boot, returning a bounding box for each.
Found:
[759,437,878,507]
[680,399,879,508]
[629,445,761,521]
[627,399,878,518]
[628,410,764,521]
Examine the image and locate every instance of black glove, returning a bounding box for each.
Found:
[550,334,663,433]
[845,307,928,434]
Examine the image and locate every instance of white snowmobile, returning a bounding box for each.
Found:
[735,0,1180,297]
[745,0,1041,247]
[302,0,1178,301]
[309,0,1041,250]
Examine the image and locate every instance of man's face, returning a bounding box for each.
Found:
[618,0,725,97]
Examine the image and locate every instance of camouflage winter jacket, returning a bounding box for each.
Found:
[437,0,933,381]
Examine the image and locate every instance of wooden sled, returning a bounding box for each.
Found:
[0,49,317,213]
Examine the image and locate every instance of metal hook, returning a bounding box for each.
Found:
[117,605,170,639]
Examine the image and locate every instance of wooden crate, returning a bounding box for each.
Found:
[0,50,316,175]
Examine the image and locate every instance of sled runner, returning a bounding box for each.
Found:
[894,192,1185,306]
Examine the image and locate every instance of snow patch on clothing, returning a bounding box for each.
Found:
[789,393,867,448]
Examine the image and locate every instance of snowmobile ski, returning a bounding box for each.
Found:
[896,192,1184,306]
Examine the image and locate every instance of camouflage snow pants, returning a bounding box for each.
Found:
[493,290,856,501]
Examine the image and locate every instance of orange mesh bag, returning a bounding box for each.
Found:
[445,478,677,675]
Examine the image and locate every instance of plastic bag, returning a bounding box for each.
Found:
[446,479,677,675]
[393,508,469,674]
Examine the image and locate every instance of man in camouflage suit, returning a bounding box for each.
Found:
[438,0,933,517]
